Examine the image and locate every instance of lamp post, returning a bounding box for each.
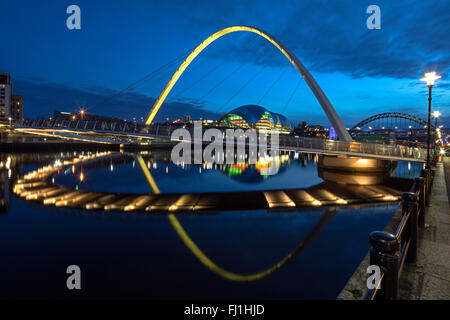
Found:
[80,109,85,121]
[433,110,441,129]
[421,72,441,168]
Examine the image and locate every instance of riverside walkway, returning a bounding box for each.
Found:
[396,158,450,299]
[339,157,450,300]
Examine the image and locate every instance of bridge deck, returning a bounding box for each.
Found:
[15,119,427,163]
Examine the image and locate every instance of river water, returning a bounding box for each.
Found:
[0,151,423,299]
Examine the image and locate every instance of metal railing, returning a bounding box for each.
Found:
[15,119,427,161]
[365,163,435,300]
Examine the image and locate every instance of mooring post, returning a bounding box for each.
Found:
[369,231,400,300]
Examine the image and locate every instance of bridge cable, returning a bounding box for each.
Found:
[215,44,282,112]
[171,60,229,102]
[89,48,194,111]
[197,42,271,103]
[216,64,269,113]
[257,67,288,105]
[281,78,301,114]
[170,34,260,102]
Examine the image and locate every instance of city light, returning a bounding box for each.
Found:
[433,110,441,119]
[421,72,441,168]
[421,72,441,86]
[2,2,448,303]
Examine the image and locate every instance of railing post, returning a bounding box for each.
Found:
[414,177,426,227]
[429,167,436,192]
[421,169,430,206]
[369,231,400,300]
[402,192,418,263]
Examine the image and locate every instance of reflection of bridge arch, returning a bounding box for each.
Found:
[145,25,352,142]
[137,155,338,282]
[168,209,337,281]
[13,153,400,282]
[12,153,340,282]
[350,112,433,132]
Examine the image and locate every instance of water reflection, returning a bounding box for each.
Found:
[217,153,291,182]
[0,151,424,299]
[10,151,418,213]
[0,170,11,213]
[168,208,338,281]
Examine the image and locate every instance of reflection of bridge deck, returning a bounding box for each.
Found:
[15,119,426,163]
[14,178,411,213]
[11,152,409,282]
[13,152,413,213]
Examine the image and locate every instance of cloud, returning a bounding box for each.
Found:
[13,79,222,122]
[153,0,450,80]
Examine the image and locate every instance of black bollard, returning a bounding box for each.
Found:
[369,231,400,300]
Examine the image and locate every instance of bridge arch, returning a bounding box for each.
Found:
[350,112,433,132]
[145,25,352,142]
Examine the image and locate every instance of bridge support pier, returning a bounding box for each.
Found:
[318,155,392,173]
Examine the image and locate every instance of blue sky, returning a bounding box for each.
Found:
[0,0,448,127]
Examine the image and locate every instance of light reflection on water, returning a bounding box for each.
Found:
[51,152,422,194]
[0,152,422,299]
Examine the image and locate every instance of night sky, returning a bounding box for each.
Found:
[0,0,448,127]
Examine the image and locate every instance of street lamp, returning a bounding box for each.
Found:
[433,110,441,128]
[433,111,442,149]
[80,109,85,121]
[421,72,441,168]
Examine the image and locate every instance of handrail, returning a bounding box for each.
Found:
[14,119,427,162]
[366,157,436,300]
[395,210,411,238]
[365,272,385,300]
[398,239,411,277]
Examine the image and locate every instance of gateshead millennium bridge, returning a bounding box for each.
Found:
[11,26,430,164]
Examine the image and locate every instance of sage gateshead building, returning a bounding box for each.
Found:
[216,105,292,134]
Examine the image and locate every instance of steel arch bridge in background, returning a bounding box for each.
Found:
[350,112,433,132]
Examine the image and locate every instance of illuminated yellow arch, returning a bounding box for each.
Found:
[145,25,352,141]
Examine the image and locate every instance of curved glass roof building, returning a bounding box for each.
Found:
[217,105,291,133]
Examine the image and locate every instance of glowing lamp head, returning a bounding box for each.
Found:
[433,111,441,119]
[421,72,441,86]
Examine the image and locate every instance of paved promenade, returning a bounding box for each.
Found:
[397,158,450,299]
[338,158,450,300]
